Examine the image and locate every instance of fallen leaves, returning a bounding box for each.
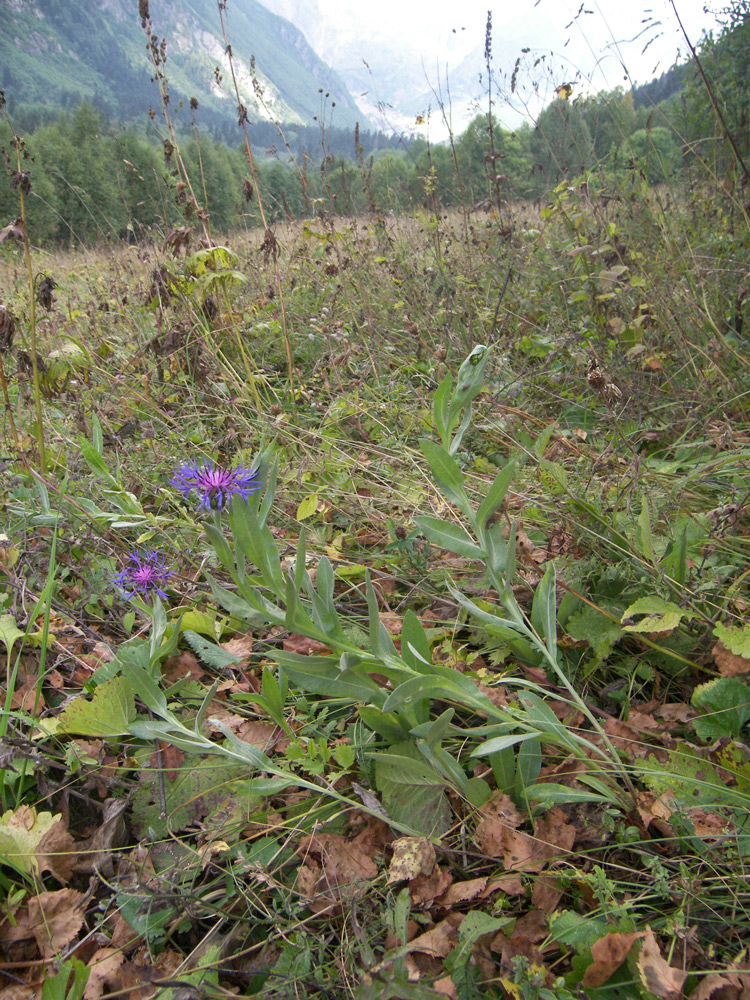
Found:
[637,928,688,1000]
[0,806,76,882]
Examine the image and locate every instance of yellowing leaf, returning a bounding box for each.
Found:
[621,597,692,634]
[57,676,136,737]
[296,492,320,521]
[0,806,71,880]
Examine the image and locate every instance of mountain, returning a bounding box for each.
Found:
[0,0,362,132]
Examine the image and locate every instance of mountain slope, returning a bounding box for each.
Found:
[0,0,362,131]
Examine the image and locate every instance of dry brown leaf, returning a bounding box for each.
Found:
[36,818,76,883]
[297,832,377,902]
[409,917,461,958]
[76,798,129,876]
[689,971,747,1000]
[657,703,696,725]
[0,987,39,1000]
[409,866,453,907]
[436,876,488,907]
[150,741,183,780]
[713,641,750,677]
[387,837,435,884]
[582,932,640,988]
[28,888,85,958]
[283,634,331,655]
[433,974,458,999]
[236,719,285,749]
[83,947,125,1000]
[637,928,688,1000]
[482,874,525,897]
[221,632,255,663]
[475,793,524,858]
[531,874,563,913]
[502,807,575,873]
[162,650,203,685]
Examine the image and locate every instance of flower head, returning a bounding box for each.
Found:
[170,458,262,513]
[114,550,174,601]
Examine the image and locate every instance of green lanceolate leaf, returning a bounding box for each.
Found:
[414,515,485,559]
[530,561,558,660]
[273,650,388,704]
[432,373,452,446]
[419,438,474,519]
[476,458,517,531]
[400,609,433,673]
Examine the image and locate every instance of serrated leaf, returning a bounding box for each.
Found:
[566,607,622,665]
[713,621,750,658]
[183,629,241,670]
[57,676,136,737]
[692,677,750,739]
[621,596,691,634]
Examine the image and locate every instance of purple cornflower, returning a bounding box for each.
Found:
[113,550,174,601]
[170,458,262,513]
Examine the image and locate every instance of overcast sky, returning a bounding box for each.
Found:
[314,0,721,89]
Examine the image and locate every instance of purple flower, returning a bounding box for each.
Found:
[114,550,174,601]
[170,458,262,513]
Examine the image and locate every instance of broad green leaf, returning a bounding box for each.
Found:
[713,621,750,658]
[179,610,219,638]
[57,676,136,737]
[524,783,619,806]
[42,960,90,1000]
[471,732,540,757]
[131,752,247,838]
[566,607,622,666]
[413,516,484,559]
[455,911,515,961]
[383,674,497,718]
[661,524,688,585]
[621,596,693,634]
[514,735,542,805]
[692,677,750,739]
[539,458,568,495]
[374,741,451,836]
[432,373,452,443]
[296,492,319,520]
[359,706,412,742]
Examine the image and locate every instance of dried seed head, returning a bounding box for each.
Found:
[0,303,16,352]
[587,357,606,392]
[602,382,623,407]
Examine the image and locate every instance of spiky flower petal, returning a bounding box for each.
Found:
[113,550,174,601]
[170,458,262,513]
